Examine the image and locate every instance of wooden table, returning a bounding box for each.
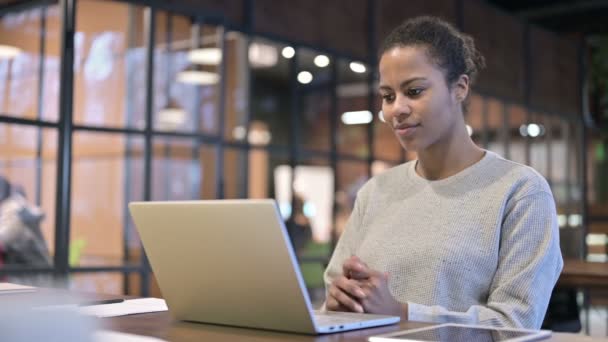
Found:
[559,259,608,288]
[100,310,605,341]
[1,288,604,341]
[557,258,608,335]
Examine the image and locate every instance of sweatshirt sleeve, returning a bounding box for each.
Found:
[323,187,368,295]
[407,190,564,329]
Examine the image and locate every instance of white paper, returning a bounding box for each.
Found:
[94,330,167,342]
[79,298,168,318]
[0,282,36,294]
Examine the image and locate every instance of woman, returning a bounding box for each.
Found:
[323,16,563,329]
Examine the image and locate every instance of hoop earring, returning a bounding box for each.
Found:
[378,110,386,123]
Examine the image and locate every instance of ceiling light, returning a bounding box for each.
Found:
[157,100,187,130]
[297,71,313,84]
[519,124,528,137]
[557,214,567,228]
[349,62,366,73]
[232,126,247,140]
[314,54,330,68]
[281,46,295,59]
[248,130,272,145]
[527,123,541,138]
[249,43,278,68]
[0,45,21,59]
[568,214,582,227]
[187,47,222,65]
[341,110,373,125]
[176,70,219,85]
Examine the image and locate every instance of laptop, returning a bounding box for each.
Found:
[129,199,400,334]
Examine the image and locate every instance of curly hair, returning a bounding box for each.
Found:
[380,16,486,87]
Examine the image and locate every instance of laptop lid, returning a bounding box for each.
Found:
[129,199,318,334]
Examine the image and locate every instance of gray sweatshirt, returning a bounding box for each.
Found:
[324,150,563,329]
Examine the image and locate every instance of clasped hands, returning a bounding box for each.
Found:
[326,255,407,318]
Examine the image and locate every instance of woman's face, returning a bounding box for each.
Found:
[378,46,463,152]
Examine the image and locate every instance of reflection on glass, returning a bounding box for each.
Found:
[275,158,333,244]
[72,132,142,268]
[249,37,290,147]
[507,104,527,165]
[337,59,370,158]
[152,137,201,201]
[73,1,145,128]
[0,5,59,121]
[0,124,56,281]
[529,112,548,177]
[70,272,122,295]
[153,13,222,134]
[336,161,369,238]
[486,97,505,157]
[549,117,567,205]
[222,31,248,142]
[298,48,331,151]
[275,157,332,294]
[466,92,484,147]
[224,147,247,199]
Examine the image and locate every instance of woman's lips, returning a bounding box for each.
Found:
[394,124,420,137]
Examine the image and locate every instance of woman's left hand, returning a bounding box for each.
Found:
[342,256,407,318]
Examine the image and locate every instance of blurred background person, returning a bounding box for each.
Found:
[0,175,51,286]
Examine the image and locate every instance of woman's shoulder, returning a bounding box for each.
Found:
[486,151,552,199]
[356,161,415,197]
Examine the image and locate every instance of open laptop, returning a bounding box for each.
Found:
[129,199,400,334]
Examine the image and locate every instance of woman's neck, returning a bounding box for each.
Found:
[415,126,485,181]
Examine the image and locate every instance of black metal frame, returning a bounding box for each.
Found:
[0,0,588,302]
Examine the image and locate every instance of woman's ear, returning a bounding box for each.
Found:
[453,74,470,103]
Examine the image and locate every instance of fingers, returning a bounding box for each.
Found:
[327,277,366,313]
[335,276,367,300]
[325,296,350,312]
[343,255,371,280]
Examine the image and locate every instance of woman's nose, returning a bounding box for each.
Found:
[385,96,411,122]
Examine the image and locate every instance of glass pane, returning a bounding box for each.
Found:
[249,37,290,148]
[466,92,484,147]
[507,104,527,165]
[224,147,248,199]
[374,119,403,162]
[154,14,222,135]
[529,112,548,177]
[549,116,567,207]
[69,272,123,295]
[336,160,369,239]
[223,31,248,142]
[73,0,145,128]
[337,59,370,158]
[71,132,142,268]
[199,143,217,199]
[0,124,56,281]
[373,65,402,162]
[0,6,60,121]
[152,137,200,201]
[297,48,331,152]
[486,97,505,157]
[124,136,144,265]
[125,272,163,297]
[292,157,333,246]
[280,157,333,299]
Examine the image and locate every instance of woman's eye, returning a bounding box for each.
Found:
[407,88,423,97]
[382,94,395,102]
